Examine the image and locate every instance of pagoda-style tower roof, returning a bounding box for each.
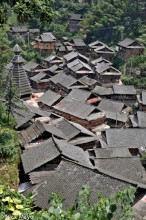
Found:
[9,44,32,99]
[12,44,22,53]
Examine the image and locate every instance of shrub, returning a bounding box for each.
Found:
[0,184,136,220]
[0,127,19,162]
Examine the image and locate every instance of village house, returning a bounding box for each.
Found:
[91,57,113,67]
[117,38,145,61]
[28,29,40,39]
[31,32,56,55]
[65,88,92,103]
[19,113,96,151]
[55,43,75,56]
[55,75,87,96]
[52,97,106,129]
[38,90,62,110]
[23,61,45,78]
[129,111,146,128]
[105,111,129,128]
[19,120,67,146]
[13,104,35,130]
[79,76,98,90]
[111,84,137,106]
[93,147,146,186]
[8,44,32,100]
[92,85,113,98]
[102,128,146,148]
[47,72,68,92]
[137,90,146,111]
[44,55,63,68]
[89,40,115,61]
[70,38,87,54]
[30,72,50,91]
[89,40,104,49]
[33,159,131,210]
[95,63,122,87]
[68,14,83,32]
[97,99,127,113]
[8,26,28,38]
[21,137,92,177]
[64,51,89,64]
[47,64,64,76]
[67,59,95,79]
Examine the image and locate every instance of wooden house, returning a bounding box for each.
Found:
[53,97,105,129]
[47,72,68,92]
[91,57,113,67]
[129,111,146,128]
[65,88,92,103]
[92,85,113,98]
[68,14,83,32]
[105,112,128,128]
[70,38,86,54]
[64,51,89,64]
[33,159,131,210]
[95,63,121,87]
[111,85,137,106]
[56,42,75,56]
[67,59,95,79]
[44,55,63,68]
[48,64,64,76]
[94,147,146,186]
[21,138,91,176]
[30,72,50,91]
[104,128,146,148]
[28,29,40,39]
[117,38,145,61]
[137,91,146,111]
[38,90,62,111]
[23,61,45,78]
[89,41,115,61]
[31,32,56,55]
[55,75,87,96]
[79,76,98,90]
[8,26,28,38]
[97,99,127,113]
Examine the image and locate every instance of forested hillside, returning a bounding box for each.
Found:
[1,0,146,44]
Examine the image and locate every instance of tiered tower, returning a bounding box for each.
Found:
[9,44,32,100]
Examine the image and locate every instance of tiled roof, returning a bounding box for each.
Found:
[54,98,96,119]
[97,99,125,113]
[34,159,129,209]
[106,128,146,148]
[38,90,61,107]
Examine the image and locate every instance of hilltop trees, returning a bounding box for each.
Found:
[83,0,146,43]
[0,0,55,26]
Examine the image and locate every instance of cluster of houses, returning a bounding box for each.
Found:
[6,30,146,219]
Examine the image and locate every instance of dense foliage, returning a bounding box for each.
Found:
[1,0,146,43]
[0,102,19,163]
[0,0,55,25]
[0,184,136,220]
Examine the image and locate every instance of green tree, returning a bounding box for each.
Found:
[0,184,136,220]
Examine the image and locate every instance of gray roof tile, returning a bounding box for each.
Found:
[34,159,129,209]
[21,138,60,173]
[54,98,96,119]
[38,90,61,107]
[106,129,146,148]
[94,157,146,185]
[66,89,91,102]
[113,85,136,95]
[97,99,125,113]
